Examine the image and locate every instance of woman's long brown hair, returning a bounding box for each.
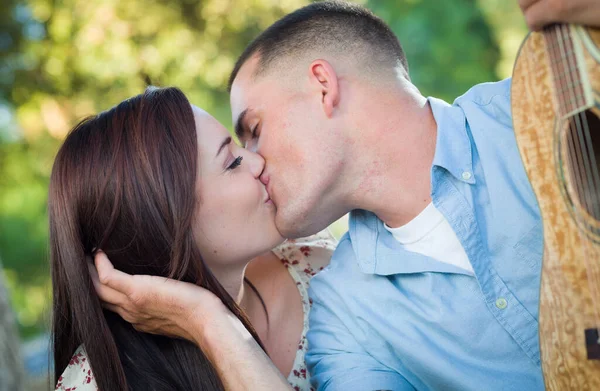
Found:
[49,87,264,390]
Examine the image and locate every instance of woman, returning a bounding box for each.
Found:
[50,87,335,391]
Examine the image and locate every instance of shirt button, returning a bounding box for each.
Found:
[461,171,472,180]
[495,297,508,309]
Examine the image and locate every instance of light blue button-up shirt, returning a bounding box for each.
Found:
[306,79,545,391]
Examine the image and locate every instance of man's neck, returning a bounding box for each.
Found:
[344,85,438,228]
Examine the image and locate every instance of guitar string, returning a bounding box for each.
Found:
[559,25,600,328]
[546,29,589,215]
[556,24,600,332]
[558,24,600,333]
[555,27,596,215]
[569,28,600,337]
[536,29,597,359]
[544,28,594,336]
[543,26,600,338]
[563,26,600,218]
[548,29,591,220]
[565,29,600,220]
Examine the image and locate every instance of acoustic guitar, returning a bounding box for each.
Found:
[512,24,600,389]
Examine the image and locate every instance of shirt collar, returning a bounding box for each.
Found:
[349,209,474,276]
[428,96,476,185]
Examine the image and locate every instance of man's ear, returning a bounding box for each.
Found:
[308,60,340,118]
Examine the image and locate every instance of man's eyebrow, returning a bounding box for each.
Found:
[234,109,249,140]
[216,137,232,158]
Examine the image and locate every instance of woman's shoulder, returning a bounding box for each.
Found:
[55,345,98,391]
[273,229,337,278]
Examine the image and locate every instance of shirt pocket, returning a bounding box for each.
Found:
[513,221,543,269]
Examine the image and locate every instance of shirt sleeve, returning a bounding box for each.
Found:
[306,280,414,391]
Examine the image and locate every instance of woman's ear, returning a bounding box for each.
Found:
[308,60,340,118]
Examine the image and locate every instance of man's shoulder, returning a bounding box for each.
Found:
[309,232,364,296]
[312,233,356,278]
[454,78,511,107]
[453,78,514,134]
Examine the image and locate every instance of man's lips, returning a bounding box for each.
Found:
[264,185,273,203]
[261,174,272,203]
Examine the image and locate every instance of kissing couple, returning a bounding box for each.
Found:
[52,1,600,390]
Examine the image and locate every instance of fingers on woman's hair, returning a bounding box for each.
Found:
[88,258,129,305]
[94,251,136,295]
[94,278,129,306]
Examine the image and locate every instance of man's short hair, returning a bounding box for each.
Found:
[228,1,408,91]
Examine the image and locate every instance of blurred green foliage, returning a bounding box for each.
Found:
[0,0,526,339]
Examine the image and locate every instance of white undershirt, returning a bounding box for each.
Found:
[384,203,475,275]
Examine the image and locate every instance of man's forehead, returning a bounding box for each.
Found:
[230,82,252,122]
[230,54,261,114]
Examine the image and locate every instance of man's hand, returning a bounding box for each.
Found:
[91,252,292,390]
[90,251,227,343]
[518,0,600,31]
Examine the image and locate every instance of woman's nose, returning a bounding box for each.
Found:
[243,149,265,179]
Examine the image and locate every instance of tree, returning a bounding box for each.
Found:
[367,0,500,102]
[0,0,512,339]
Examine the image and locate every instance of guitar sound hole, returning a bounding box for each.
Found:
[564,109,600,222]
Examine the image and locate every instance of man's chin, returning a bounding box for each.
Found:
[275,211,306,239]
[275,211,324,239]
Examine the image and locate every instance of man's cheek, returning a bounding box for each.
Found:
[278,144,304,169]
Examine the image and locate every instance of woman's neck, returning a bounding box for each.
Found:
[208,257,268,332]
[209,263,247,304]
[239,278,269,342]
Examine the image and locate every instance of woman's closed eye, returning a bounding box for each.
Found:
[227,156,243,170]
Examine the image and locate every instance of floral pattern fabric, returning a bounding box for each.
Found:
[55,345,95,390]
[56,231,336,391]
[271,231,337,391]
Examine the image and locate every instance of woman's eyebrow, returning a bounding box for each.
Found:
[216,137,232,158]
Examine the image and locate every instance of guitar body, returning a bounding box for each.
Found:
[512,25,600,389]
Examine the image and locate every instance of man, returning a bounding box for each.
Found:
[227,0,599,389]
[94,0,600,390]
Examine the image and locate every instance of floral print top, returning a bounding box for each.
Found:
[55,231,337,391]
[271,231,337,391]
